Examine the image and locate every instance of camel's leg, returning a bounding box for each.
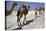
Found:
[39,11,40,15]
[35,12,37,15]
[39,10,41,15]
[24,15,26,20]
[19,14,23,25]
[17,17,21,26]
[17,17,20,26]
[23,15,26,24]
[20,14,23,19]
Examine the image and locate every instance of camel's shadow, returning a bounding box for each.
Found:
[13,19,34,30]
[23,20,33,25]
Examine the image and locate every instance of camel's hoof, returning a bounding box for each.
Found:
[23,21,27,24]
[18,24,20,26]
[23,22,26,25]
[18,24,22,26]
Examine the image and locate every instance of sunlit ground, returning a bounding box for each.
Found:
[6,10,45,30]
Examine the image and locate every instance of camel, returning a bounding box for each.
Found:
[16,5,30,26]
[35,7,45,16]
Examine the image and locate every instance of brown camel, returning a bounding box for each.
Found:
[16,5,30,26]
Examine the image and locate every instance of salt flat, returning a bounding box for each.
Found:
[6,10,45,30]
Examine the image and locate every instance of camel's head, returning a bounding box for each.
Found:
[28,6,30,8]
[22,5,27,8]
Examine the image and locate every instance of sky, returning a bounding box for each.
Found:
[5,1,45,11]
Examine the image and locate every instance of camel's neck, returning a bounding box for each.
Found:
[27,8,30,11]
